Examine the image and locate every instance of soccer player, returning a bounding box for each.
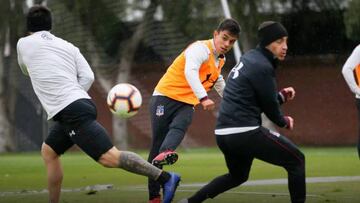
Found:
[342,44,360,158]
[147,19,241,202]
[17,5,179,203]
[179,21,306,203]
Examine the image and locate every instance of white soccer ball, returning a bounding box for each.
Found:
[107,83,142,118]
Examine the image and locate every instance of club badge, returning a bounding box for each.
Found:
[156,105,164,116]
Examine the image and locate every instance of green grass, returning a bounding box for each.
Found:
[0,147,359,202]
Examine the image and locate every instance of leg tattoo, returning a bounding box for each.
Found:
[119,151,162,180]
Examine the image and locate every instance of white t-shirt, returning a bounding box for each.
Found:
[342,44,360,98]
[17,31,94,119]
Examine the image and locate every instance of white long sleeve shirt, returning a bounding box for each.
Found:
[17,31,94,119]
[342,44,360,98]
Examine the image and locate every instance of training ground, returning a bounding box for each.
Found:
[0,147,359,203]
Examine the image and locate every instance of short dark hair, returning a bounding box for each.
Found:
[27,5,52,32]
[216,18,241,37]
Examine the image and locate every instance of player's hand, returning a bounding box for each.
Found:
[201,98,215,111]
[279,87,295,103]
[284,116,294,130]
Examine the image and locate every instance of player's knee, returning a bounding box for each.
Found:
[98,147,121,168]
[292,163,305,179]
[235,174,249,185]
[296,151,306,169]
[98,160,112,168]
[228,173,248,187]
[287,153,306,176]
[41,143,59,163]
[297,150,305,161]
[292,150,305,167]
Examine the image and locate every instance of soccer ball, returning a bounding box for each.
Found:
[107,83,142,118]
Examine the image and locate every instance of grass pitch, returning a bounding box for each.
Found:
[0,147,359,203]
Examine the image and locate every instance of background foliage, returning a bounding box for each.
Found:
[0,0,359,152]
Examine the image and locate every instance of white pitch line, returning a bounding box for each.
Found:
[178,176,360,188]
[163,189,322,198]
[125,176,360,190]
[1,176,359,197]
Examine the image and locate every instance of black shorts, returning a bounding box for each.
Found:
[45,99,113,161]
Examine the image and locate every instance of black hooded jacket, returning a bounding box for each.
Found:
[216,46,287,130]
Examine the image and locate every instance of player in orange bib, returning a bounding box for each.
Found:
[147,19,241,203]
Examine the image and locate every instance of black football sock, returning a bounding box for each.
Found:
[156,171,171,185]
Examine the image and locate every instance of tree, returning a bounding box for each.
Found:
[48,0,162,149]
[229,0,282,51]
[228,0,347,54]
[0,0,27,152]
[0,0,12,152]
[344,0,360,42]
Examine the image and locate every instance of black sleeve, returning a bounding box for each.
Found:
[251,67,287,127]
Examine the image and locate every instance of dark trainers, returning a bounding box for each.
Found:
[163,172,181,203]
[152,150,178,166]
[149,196,161,203]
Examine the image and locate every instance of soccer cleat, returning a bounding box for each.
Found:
[152,150,178,166]
[163,172,181,203]
[149,196,161,203]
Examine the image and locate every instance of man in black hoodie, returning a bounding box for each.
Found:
[179,21,306,203]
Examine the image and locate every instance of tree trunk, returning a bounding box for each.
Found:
[0,27,15,152]
[53,0,159,150]
[111,0,159,149]
[0,99,12,152]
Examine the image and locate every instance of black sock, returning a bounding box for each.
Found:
[188,173,243,202]
[156,171,171,184]
[188,193,207,203]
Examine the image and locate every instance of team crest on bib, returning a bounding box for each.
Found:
[156,105,164,116]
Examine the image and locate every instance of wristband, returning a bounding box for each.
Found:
[284,116,291,129]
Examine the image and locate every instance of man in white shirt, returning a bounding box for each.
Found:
[17,5,180,203]
[342,44,360,158]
